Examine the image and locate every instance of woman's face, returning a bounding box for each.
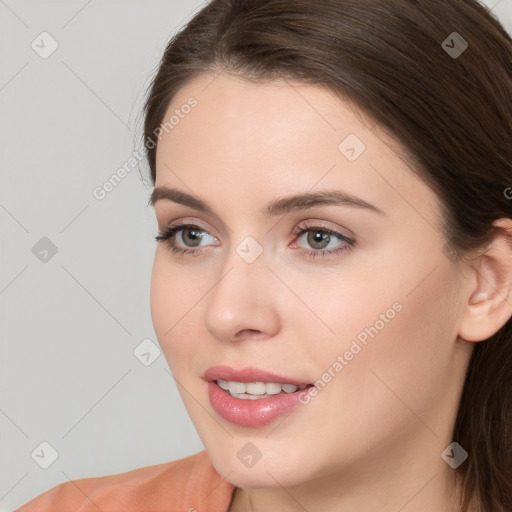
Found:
[150,72,474,490]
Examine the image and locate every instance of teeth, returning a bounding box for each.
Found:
[216,379,308,398]
[246,382,267,395]
[217,379,230,391]
[265,383,283,395]
[282,383,300,393]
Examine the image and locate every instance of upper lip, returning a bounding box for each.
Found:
[203,365,312,386]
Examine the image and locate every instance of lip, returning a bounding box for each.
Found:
[203,365,315,427]
[202,365,311,386]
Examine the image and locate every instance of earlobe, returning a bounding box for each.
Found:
[458,218,512,343]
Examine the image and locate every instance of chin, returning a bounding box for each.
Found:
[225,466,305,490]
[206,442,311,489]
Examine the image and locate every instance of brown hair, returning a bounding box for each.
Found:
[141,1,512,510]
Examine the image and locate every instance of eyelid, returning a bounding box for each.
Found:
[159,216,353,238]
[295,219,354,237]
[160,217,221,240]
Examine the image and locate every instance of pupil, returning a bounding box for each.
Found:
[309,230,329,249]
[185,228,202,247]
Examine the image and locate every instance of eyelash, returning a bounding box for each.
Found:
[154,221,356,260]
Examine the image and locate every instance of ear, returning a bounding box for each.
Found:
[458,218,512,343]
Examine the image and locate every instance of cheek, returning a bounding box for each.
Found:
[310,240,458,364]
[150,252,171,340]
[312,260,459,429]
[149,252,197,366]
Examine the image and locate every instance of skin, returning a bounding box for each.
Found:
[149,71,512,512]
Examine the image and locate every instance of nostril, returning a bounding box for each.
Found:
[235,329,263,339]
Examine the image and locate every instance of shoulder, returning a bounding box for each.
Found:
[15,450,236,512]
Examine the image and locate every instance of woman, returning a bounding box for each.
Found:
[16,0,512,511]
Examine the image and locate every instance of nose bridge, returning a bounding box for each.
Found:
[203,233,279,341]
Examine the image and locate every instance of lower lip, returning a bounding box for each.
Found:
[207,381,312,427]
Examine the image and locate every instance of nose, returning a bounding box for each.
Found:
[203,246,281,343]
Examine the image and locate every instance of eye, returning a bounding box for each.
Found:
[154,223,218,257]
[154,220,356,260]
[291,221,356,259]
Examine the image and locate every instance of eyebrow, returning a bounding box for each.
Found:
[149,186,386,217]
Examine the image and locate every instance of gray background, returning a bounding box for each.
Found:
[0,0,510,510]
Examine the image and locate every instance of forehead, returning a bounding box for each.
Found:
[159,72,375,160]
[154,72,440,225]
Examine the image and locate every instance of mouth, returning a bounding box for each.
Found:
[205,371,317,426]
[202,365,314,393]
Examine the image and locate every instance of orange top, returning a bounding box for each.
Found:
[16,450,237,512]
